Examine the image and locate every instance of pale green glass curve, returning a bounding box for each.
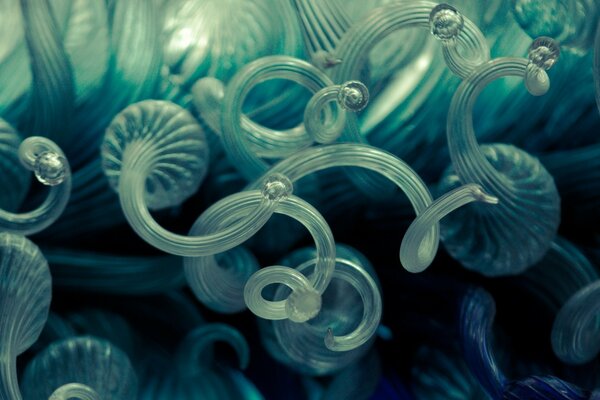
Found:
[0,136,71,236]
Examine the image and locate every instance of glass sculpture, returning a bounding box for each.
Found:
[0,1,599,399]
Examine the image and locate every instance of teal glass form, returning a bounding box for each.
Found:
[302,350,382,400]
[19,0,74,147]
[102,99,314,261]
[195,55,340,181]
[248,143,493,274]
[162,0,301,100]
[0,0,32,123]
[511,0,599,52]
[1,136,71,235]
[595,19,600,113]
[258,245,381,375]
[289,0,349,70]
[552,279,600,365]
[411,346,491,400]
[437,38,562,276]
[0,118,29,212]
[22,336,138,400]
[0,233,51,400]
[325,1,490,196]
[45,248,185,295]
[139,324,261,400]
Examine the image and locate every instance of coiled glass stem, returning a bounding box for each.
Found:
[0,137,71,235]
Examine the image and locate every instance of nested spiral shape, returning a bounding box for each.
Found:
[220,55,336,180]
[101,100,209,210]
[0,232,51,355]
[269,256,381,374]
[22,336,138,400]
[442,57,560,276]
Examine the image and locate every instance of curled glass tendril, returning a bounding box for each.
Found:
[551,280,600,365]
[520,238,599,313]
[249,143,488,273]
[186,182,335,315]
[49,383,100,400]
[198,55,368,181]
[461,288,595,400]
[511,0,599,51]
[20,0,75,146]
[321,2,489,196]
[144,323,257,399]
[0,233,51,400]
[1,136,71,235]
[270,255,382,356]
[401,183,498,273]
[22,336,138,400]
[438,38,561,276]
[102,100,291,257]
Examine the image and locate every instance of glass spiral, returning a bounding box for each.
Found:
[439,45,561,276]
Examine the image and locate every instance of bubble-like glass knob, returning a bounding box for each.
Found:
[33,151,68,186]
[337,81,369,112]
[429,4,464,41]
[528,36,560,70]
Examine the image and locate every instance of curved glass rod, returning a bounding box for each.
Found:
[289,0,349,69]
[20,0,75,146]
[400,184,498,273]
[551,280,600,365]
[459,288,507,399]
[0,136,71,235]
[0,120,30,212]
[49,383,100,400]
[322,257,382,352]
[186,189,335,314]
[103,101,303,257]
[325,2,489,195]
[331,2,489,86]
[120,162,290,256]
[176,323,250,372]
[269,257,381,357]
[304,80,369,144]
[441,40,561,276]
[219,55,336,180]
[248,143,440,272]
[461,288,595,400]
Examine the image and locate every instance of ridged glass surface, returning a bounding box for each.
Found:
[102,99,209,210]
[22,336,138,400]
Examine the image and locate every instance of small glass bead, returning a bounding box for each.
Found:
[337,81,369,112]
[429,4,464,41]
[261,173,293,201]
[34,151,68,186]
[528,36,560,70]
[285,288,322,323]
